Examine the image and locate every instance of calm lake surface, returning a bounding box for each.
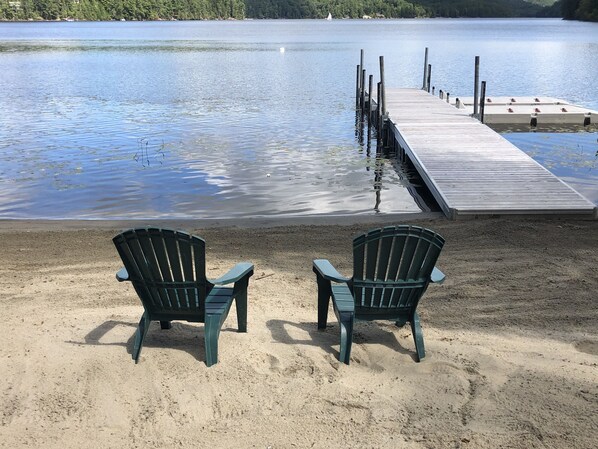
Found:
[1,19,597,219]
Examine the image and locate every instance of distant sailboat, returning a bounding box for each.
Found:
[326,12,332,21]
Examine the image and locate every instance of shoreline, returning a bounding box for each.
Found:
[0,212,444,231]
[0,18,568,24]
[3,210,597,231]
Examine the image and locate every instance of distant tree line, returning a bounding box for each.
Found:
[560,0,598,20]
[1,0,588,21]
[414,0,543,17]
[245,0,428,19]
[0,0,246,20]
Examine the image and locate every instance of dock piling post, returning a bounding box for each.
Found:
[473,56,480,117]
[355,64,361,108]
[361,69,367,117]
[360,49,364,78]
[427,64,432,93]
[379,56,386,117]
[422,47,429,90]
[480,81,487,124]
[366,76,373,141]
[446,93,450,103]
[360,50,365,105]
[377,82,382,131]
[367,74,374,123]
[439,89,443,100]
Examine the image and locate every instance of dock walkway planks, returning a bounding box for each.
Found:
[383,88,596,219]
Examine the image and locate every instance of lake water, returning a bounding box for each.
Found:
[0,19,597,219]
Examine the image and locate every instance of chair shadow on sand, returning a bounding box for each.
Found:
[72,318,418,364]
[69,319,241,364]
[266,319,417,363]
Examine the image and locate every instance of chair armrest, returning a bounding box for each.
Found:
[116,267,129,282]
[210,262,254,285]
[313,259,350,283]
[430,267,445,284]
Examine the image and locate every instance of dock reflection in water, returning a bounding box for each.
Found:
[0,100,431,219]
[354,111,438,215]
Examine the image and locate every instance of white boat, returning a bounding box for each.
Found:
[326,12,332,21]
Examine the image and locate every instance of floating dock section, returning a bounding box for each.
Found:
[452,96,596,126]
[382,88,596,219]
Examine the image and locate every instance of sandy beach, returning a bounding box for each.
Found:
[1,216,597,448]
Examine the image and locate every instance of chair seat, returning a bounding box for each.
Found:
[205,286,235,315]
[331,284,355,313]
[151,286,235,322]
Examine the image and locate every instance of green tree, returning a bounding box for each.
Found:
[562,0,581,17]
[575,0,598,19]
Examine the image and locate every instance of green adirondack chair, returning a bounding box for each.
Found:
[313,225,445,364]
[113,227,254,366]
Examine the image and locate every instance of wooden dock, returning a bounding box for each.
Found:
[381,88,596,219]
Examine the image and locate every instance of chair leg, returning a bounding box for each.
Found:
[160,321,172,329]
[204,314,222,367]
[234,288,248,333]
[316,275,332,330]
[395,317,407,328]
[338,312,354,365]
[411,312,426,362]
[133,312,150,364]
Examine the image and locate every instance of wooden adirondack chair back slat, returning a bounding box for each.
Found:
[352,226,444,315]
[113,228,210,317]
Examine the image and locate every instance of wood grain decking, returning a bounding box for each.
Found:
[384,88,597,219]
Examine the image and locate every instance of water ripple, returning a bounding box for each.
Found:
[1,19,597,217]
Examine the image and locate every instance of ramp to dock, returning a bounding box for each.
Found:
[384,89,596,219]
